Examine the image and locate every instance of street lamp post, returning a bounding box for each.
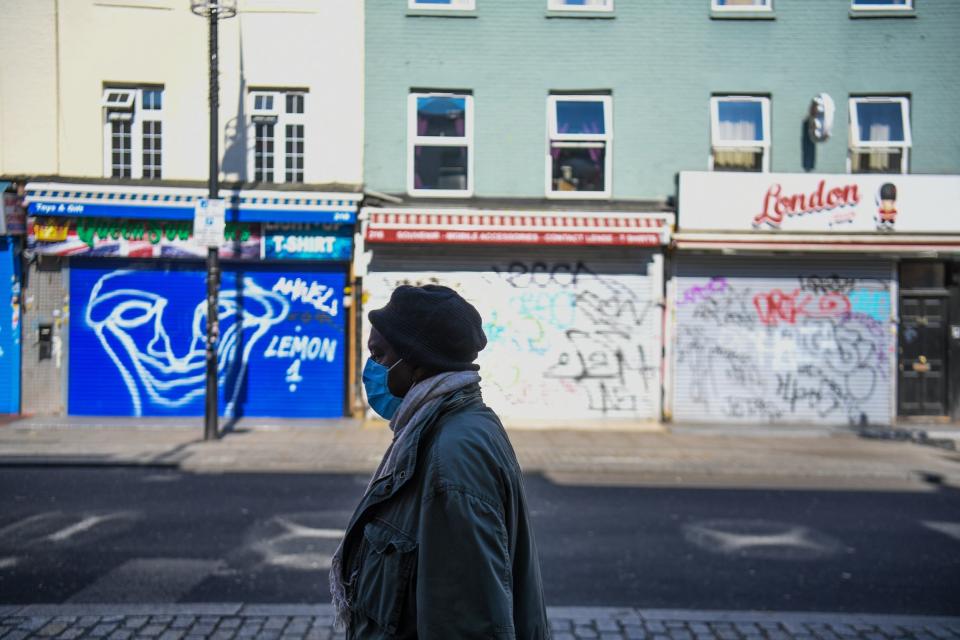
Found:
[191,0,237,441]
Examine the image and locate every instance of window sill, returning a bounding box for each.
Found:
[710,10,775,20]
[407,190,475,198]
[849,8,916,18]
[545,192,613,201]
[545,10,615,19]
[406,8,477,18]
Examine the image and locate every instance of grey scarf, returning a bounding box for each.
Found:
[329,370,481,631]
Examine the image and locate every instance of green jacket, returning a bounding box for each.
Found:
[341,383,549,639]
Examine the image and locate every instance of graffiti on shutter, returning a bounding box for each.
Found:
[368,256,662,420]
[674,271,893,425]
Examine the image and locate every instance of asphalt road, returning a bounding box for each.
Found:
[1,467,958,615]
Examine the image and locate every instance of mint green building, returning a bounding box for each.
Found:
[360,0,960,428]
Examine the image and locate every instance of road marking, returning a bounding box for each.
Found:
[66,558,222,604]
[47,515,112,542]
[249,514,344,571]
[922,521,960,542]
[0,556,18,569]
[683,519,842,559]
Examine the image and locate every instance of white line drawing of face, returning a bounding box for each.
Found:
[85,270,289,416]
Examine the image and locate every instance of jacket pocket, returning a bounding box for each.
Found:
[353,518,418,635]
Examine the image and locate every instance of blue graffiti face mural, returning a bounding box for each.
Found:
[69,263,345,418]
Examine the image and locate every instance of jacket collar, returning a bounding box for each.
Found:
[343,384,483,539]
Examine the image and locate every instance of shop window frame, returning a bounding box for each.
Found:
[247,88,308,184]
[848,96,911,175]
[711,0,772,12]
[851,0,912,10]
[101,86,164,180]
[709,95,771,173]
[408,0,475,11]
[547,0,614,13]
[407,92,475,198]
[545,94,613,200]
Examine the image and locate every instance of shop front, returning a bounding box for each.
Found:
[357,207,674,423]
[671,171,960,427]
[24,182,361,419]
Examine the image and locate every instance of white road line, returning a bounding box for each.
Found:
[47,515,110,542]
[922,520,960,542]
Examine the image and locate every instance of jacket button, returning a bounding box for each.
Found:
[384,483,392,492]
[398,471,406,480]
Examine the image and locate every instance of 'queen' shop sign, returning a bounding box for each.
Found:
[679,171,960,233]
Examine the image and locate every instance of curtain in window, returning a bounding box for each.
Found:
[718,119,757,143]
[867,123,892,170]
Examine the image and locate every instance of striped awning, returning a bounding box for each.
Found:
[362,208,673,247]
[25,182,361,224]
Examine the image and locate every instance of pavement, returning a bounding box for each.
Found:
[1,415,959,489]
[2,416,960,637]
[1,604,959,640]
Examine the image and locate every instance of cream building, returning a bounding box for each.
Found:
[0,0,364,185]
[0,0,365,420]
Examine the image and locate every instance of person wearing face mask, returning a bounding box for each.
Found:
[330,284,549,640]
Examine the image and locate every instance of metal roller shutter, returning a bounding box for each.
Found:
[69,260,346,418]
[0,239,20,414]
[672,256,896,426]
[365,246,664,422]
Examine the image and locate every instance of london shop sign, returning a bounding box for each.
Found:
[679,171,960,234]
[753,180,861,228]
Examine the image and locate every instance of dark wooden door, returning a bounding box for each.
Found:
[899,296,948,416]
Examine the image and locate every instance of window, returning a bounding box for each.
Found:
[408,93,473,197]
[712,0,771,10]
[851,0,911,9]
[102,87,163,179]
[710,96,770,172]
[548,0,614,11]
[249,90,307,183]
[849,97,910,174]
[408,0,475,10]
[546,95,612,198]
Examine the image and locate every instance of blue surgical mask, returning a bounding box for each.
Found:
[362,357,404,420]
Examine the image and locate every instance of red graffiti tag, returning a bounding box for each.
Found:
[753,289,851,326]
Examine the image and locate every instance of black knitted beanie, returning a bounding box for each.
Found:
[369,284,487,372]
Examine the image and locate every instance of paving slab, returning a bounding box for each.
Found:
[8,605,953,640]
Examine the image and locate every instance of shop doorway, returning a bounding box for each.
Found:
[898,263,948,417]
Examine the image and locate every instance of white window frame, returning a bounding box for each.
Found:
[250,91,280,118]
[709,95,771,173]
[548,0,614,12]
[246,89,308,184]
[850,0,912,11]
[711,0,772,12]
[408,0,475,10]
[101,89,135,110]
[101,86,164,179]
[848,96,911,174]
[545,94,613,200]
[407,92,475,198]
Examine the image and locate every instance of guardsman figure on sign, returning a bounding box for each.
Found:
[876,182,897,231]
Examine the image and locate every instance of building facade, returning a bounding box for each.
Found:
[3,0,959,427]
[0,0,364,419]
[361,0,960,427]
[361,0,680,424]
